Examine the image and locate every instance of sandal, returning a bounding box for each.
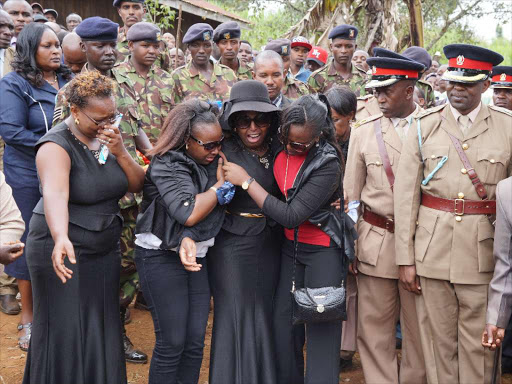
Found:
[17,322,32,352]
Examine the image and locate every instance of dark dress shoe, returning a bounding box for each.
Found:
[124,307,132,325]
[0,294,21,315]
[339,356,353,371]
[123,334,148,364]
[134,291,149,311]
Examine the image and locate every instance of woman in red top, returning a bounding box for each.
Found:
[223,94,347,384]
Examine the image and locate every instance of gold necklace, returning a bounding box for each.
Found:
[46,72,58,84]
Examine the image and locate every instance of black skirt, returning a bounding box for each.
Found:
[207,226,282,384]
[23,213,126,384]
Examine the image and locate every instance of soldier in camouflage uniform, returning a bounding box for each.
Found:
[308,25,367,96]
[213,21,253,81]
[53,16,149,364]
[172,23,237,107]
[114,0,171,72]
[116,22,174,145]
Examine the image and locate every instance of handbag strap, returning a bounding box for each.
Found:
[446,132,488,200]
[373,119,395,191]
[291,227,299,292]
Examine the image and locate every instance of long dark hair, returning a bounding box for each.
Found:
[325,86,357,117]
[150,99,219,156]
[280,94,344,169]
[11,23,72,87]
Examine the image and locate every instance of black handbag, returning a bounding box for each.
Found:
[290,227,348,325]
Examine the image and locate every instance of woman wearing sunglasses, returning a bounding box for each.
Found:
[207,81,282,384]
[223,94,347,384]
[134,99,226,384]
[24,71,145,384]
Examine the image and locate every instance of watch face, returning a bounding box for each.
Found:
[242,181,248,190]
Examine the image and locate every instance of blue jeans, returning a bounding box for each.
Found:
[135,246,210,384]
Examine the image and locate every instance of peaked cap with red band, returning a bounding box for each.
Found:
[491,66,512,89]
[442,44,503,84]
[365,48,424,89]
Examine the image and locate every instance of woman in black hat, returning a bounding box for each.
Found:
[207,80,282,384]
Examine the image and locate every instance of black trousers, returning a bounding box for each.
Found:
[273,239,344,384]
[135,246,210,384]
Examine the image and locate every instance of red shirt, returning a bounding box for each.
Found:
[274,151,331,247]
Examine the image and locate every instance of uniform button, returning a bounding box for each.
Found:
[184,201,189,207]
[455,216,462,222]
[431,155,436,159]
[375,161,381,166]
[461,168,467,174]
[416,221,419,226]
[490,159,496,164]
[462,143,469,150]
[458,192,464,199]
[317,223,322,227]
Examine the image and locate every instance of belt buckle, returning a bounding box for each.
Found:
[454,199,465,216]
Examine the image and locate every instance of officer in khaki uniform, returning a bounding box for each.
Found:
[394,44,512,384]
[344,49,426,384]
[490,66,512,111]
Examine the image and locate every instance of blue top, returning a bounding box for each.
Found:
[0,71,67,174]
[291,67,312,83]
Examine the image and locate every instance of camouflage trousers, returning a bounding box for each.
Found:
[119,205,140,310]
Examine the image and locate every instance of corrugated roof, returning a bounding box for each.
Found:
[180,0,250,24]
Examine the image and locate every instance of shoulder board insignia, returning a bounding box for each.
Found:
[354,112,383,128]
[417,103,447,119]
[52,107,63,124]
[489,105,512,116]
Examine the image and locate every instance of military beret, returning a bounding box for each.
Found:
[264,38,291,56]
[291,36,312,51]
[402,46,431,71]
[43,9,58,19]
[183,23,214,44]
[75,17,119,42]
[113,0,145,7]
[33,14,48,23]
[328,24,358,41]
[443,43,503,84]
[366,48,424,89]
[213,21,241,42]
[126,21,160,42]
[491,66,512,89]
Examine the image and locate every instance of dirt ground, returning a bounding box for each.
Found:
[1,306,511,384]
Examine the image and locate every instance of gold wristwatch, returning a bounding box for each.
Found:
[242,177,255,190]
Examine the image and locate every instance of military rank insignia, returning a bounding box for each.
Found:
[282,45,288,55]
[224,32,230,40]
[203,31,211,41]
[349,29,355,38]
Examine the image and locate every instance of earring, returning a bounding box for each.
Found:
[316,142,319,147]
[186,143,189,150]
[74,118,80,126]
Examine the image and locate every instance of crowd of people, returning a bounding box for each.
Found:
[0,0,511,383]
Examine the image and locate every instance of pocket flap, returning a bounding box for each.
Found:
[417,207,438,234]
[421,145,449,162]
[478,220,494,241]
[477,148,509,165]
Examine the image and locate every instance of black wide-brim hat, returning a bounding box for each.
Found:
[221,81,279,130]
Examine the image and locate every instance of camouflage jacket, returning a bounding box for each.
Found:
[171,60,237,106]
[417,80,436,109]
[308,61,367,96]
[282,74,311,100]
[115,58,174,144]
[117,27,172,73]
[218,58,253,81]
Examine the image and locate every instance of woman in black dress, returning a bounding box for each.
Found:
[208,81,282,384]
[23,71,145,384]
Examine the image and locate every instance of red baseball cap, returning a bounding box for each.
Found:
[291,36,312,51]
[307,46,328,66]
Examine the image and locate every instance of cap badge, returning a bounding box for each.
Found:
[156,32,161,41]
[372,66,377,74]
[282,45,288,54]
[349,29,355,38]
[203,31,211,41]
[224,32,230,40]
[456,55,465,66]
[500,73,507,81]
[312,49,320,58]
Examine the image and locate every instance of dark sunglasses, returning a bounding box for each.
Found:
[189,134,224,151]
[81,109,121,127]
[278,132,316,153]
[234,113,272,130]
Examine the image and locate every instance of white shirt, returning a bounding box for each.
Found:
[135,233,215,258]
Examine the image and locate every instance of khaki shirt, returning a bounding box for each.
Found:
[394,103,512,284]
[344,105,422,279]
[355,94,381,122]
[0,171,25,244]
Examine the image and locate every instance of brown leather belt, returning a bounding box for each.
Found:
[421,193,496,215]
[363,209,394,233]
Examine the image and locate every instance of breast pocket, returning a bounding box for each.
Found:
[422,145,449,181]
[477,148,509,186]
[364,152,391,190]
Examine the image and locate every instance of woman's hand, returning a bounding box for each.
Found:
[216,155,225,184]
[179,237,202,272]
[52,237,76,283]
[221,154,251,187]
[97,125,126,158]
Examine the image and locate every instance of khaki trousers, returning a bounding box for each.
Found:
[415,293,438,384]
[341,273,357,353]
[358,273,426,384]
[419,277,495,384]
[0,270,18,295]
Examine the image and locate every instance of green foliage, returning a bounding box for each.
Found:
[484,37,512,65]
[144,0,176,32]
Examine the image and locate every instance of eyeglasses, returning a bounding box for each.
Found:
[189,134,224,151]
[234,113,272,130]
[80,109,121,127]
[287,140,316,153]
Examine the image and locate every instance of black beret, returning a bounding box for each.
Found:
[402,46,431,71]
[366,51,424,89]
[113,0,145,7]
[126,22,160,42]
[264,38,291,56]
[443,43,503,83]
[328,24,358,41]
[213,21,241,42]
[491,66,512,88]
[183,23,214,44]
[75,17,119,42]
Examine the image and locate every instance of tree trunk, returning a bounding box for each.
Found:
[406,0,424,46]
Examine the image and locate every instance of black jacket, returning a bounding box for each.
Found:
[135,150,225,249]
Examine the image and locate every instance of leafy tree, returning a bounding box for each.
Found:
[144,0,175,31]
